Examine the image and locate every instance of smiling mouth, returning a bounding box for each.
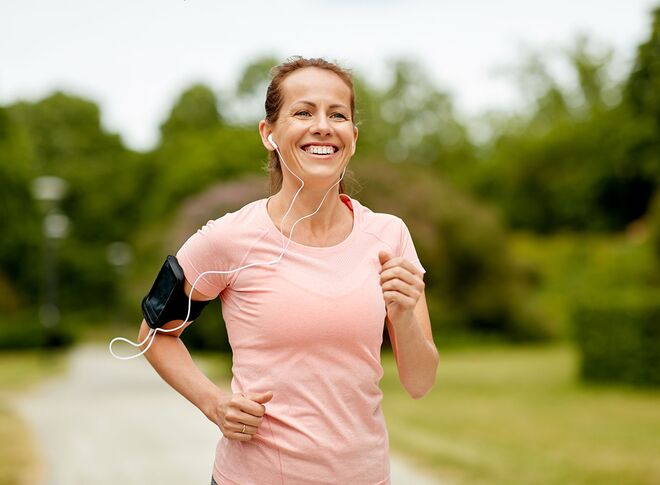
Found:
[300,144,340,156]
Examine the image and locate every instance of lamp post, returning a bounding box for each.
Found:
[31,176,69,340]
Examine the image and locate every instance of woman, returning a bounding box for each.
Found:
[137,57,439,485]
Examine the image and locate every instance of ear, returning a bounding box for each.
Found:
[351,125,359,156]
[259,120,276,151]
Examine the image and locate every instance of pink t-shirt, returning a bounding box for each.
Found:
[175,194,425,485]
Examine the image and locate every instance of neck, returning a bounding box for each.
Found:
[269,178,347,236]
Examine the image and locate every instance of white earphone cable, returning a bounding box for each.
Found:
[109,140,349,360]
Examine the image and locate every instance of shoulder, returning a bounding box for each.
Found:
[351,197,407,237]
[350,196,424,270]
[217,198,266,224]
[199,198,269,237]
[178,198,269,258]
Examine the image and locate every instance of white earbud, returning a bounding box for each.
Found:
[267,134,278,150]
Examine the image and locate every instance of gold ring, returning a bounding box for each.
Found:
[241,424,246,434]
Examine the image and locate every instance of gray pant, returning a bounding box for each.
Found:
[210,477,218,485]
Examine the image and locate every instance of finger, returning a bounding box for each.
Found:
[227,408,264,427]
[380,257,423,278]
[224,407,263,426]
[380,266,423,288]
[232,392,268,417]
[397,259,424,278]
[381,278,420,300]
[244,391,273,405]
[381,254,415,274]
[380,266,415,286]
[238,397,267,418]
[383,290,416,308]
[378,251,392,266]
[224,431,253,442]
[227,421,259,435]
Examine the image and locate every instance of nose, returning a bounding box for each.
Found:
[310,112,332,137]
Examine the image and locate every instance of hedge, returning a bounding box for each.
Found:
[572,290,660,387]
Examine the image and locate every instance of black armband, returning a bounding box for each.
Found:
[141,255,212,329]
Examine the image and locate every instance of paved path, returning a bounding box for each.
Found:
[14,345,442,484]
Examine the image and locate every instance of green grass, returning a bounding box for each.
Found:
[380,344,660,485]
[0,350,69,485]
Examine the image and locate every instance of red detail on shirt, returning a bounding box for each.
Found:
[340,193,353,212]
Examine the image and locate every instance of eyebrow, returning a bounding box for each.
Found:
[293,100,349,110]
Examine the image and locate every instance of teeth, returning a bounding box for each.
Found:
[304,145,334,155]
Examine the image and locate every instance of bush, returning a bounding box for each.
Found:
[0,310,75,350]
[572,290,660,387]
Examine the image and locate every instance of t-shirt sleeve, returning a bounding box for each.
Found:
[398,218,426,275]
[175,219,230,299]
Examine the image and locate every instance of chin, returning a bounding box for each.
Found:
[302,165,345,181]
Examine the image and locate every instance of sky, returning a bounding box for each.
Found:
[1,0,657,151]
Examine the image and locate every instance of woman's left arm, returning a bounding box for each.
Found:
[379,251,439,399]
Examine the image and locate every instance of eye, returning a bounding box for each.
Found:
[295,110,312,117]
[331,112,348,120]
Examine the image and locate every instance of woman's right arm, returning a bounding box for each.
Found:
[137,279,272,441]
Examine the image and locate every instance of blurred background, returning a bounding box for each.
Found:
[1,1,660,484]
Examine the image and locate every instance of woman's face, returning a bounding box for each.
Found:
[260,67,358,188]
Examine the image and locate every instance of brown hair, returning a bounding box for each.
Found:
[264,56,357,194]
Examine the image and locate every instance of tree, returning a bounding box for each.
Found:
[5,92,144,313]
[472,31,657,232]
[160,84,223,139]
[622,6,660,219]
[353,59,475,178]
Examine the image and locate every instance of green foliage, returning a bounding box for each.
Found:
[235,56,279,97]
[143,83,265,219]
[477,104,653,232]
[573,290,660,387]
[473,21,660,233]
[160,84,223,138]
[4,93,144,313]
[143,126,264,218]
[509,231,657,339]
[0,107,42,311]
[649,191,660,264]
[0,310,75,350]
[353,60,476,181]
[5,17,660,350]
[625,7,660,122]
